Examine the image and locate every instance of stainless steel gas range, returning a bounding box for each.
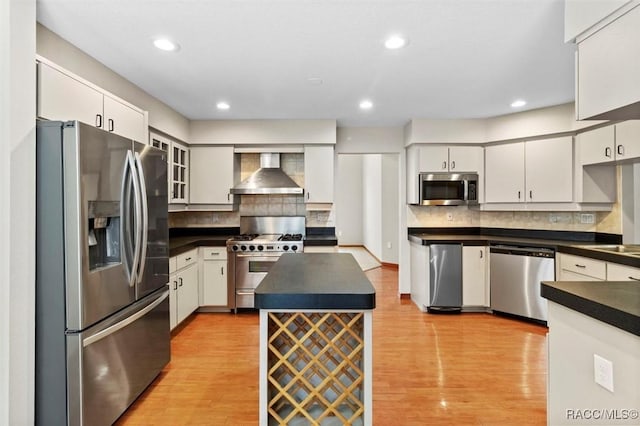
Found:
[227,216,305,311]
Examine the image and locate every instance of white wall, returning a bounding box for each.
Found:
[36,24,190,142]
[335,155,363,245]
[362,155,383,260]
[381,154,399,264]
[1,0,36,424]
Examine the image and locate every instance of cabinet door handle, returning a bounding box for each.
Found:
[95,114,103,128]
[173,280,178,290]
[442,161,447,169]
[629,276,640,281]
[221,266,224,275]
[178,277,183,287]
[605,147,612,158]
[617,144,624,156]
[451,160,455,169]
[306,192,310,200]
[575,264,586,268]
[480,250,483,259]
[518,191,521,200]
[108,118,114,132]
[185,257,192,261]
[227,193,231,201]
[209,252,219,256]
[529,190,533,200]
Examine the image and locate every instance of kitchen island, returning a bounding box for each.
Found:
[255,253,376,426]
[541,280,640,425]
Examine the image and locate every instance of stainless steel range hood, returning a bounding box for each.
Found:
[231,153,303,195]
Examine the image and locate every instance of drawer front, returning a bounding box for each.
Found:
[607,262,640,281]
[202,247,227,260]
[560,254,606,280]
[176,249,198,270]
[169,256,177,274]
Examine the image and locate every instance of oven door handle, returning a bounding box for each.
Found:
[236,291,255,296]
[235,254,281,260]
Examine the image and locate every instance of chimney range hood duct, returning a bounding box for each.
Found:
[231,153,304,195]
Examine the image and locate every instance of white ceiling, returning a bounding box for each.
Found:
[36,0,576,127]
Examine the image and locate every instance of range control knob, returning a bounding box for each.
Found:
[249,245,255,251]
[283,245,289,251]
[232,245,239,251]
[291,245,298,251]
[257,245,264,251]
[241,245,247,251]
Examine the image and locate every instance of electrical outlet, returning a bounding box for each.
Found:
[386,241,392,249]
[594,354,614,392]
[338,230,343,237]
[580,213,595,224]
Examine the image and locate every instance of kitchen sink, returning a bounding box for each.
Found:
[577,244,640,254]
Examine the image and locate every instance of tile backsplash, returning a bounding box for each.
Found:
[408,203,622,234]
[169,152,335,228]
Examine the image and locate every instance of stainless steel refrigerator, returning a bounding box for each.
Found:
[35,120,170,426]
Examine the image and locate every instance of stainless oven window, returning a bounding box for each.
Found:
[249,260,276,273]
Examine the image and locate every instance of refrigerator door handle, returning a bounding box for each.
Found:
[121,151,136,287]
[82,291,169,348]
[134,152,149,284]
[127,151,143,287]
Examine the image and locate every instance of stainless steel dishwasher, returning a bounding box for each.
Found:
[490,245,555,322]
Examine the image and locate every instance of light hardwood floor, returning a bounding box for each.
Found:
[117,266,547,425]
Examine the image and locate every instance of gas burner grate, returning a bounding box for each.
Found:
[279,234,303,242]
[232,234,259,241]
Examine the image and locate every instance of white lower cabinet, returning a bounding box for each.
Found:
[462,246,489,308]
[409,241,429,312]
[605,262,640,281]
[557,252,640,282]
[200,247,228,306]
[169,249,199,330]
[557,253,606,281]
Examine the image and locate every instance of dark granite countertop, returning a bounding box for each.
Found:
[304,235,338,246]
[541,281,640,337]
[170,235,231,257]
[255,253,376,310]
[408,228,640,268]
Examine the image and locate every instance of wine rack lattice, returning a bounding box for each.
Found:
[267,312,365,425]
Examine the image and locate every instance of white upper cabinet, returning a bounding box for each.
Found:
[485,142,525,203]
[485,137,573,204]
[170,142,189,204]
[575,4,640,120]
[189,146,238,208]
[37,60,147,143]
[525,137,574,203]
[578,121,640,165]
[304,145,334,203]
[418,146,483,173]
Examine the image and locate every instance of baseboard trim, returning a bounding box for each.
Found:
[381,262,398,270]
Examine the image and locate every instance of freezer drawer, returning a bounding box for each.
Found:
[66,290,170,426]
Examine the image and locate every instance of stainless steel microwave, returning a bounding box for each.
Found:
[418,173,479,206]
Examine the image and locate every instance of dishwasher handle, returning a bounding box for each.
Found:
[490,245,555,258]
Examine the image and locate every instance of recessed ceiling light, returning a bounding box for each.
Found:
[153,38,179,52]
[307,77,323,86]
[384,35,408,50]
[511,99,527,108]
[216,102,230,110]
[359,100,373,110]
